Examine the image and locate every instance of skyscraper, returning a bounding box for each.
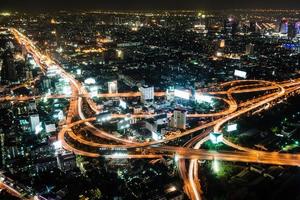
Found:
[30,114,40,133]
[108,81,118,94]
[1,50,17,83]
[140,85,154,103]
[245,43,255,55]
[249,21,257,33]
[171,109,187,130]
[288,22,297,39]
[295,22,300,35]
[279,18,288,34]
[224,16,239,35]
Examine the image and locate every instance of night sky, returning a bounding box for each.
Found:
[0,0,300,11]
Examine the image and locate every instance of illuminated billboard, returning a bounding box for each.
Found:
[174,89,190,100]
[234,70,247,79]
[84,78,96,85]
[227,124,237,132]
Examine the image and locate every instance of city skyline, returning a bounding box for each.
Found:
[1,0,300,11]
[0,6,300,200]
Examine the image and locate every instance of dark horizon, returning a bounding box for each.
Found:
[1,0,300,12]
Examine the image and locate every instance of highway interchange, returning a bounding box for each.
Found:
[6,28,300,200]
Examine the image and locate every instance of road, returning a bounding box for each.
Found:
[9,27,300,200]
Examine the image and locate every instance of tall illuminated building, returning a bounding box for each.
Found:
[116,49,124,60]
[30,114,40,133]
[295,22,300,35]
[140,85,154,103]
[224,16,238,35]
[171,109,187,130]
[279,18,288,34]
[108,81,118,94]
[220,39,225,48]
[0,132,5,166]
[0,59,2,82]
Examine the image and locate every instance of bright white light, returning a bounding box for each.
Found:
[216,51,223,57]
[212,159,220,173]
[112,152,128,157]
[152,132,160,141]
[234,69,247,79]
[174,89,190,100]
[63,86,72,96]
[227,124,237,132]
[195,93,213,104]
[119,100,127,109]
[98,115,112,122]
[89,86,98,97]
[210,133,223,144]
[76,69,82,75]
[53,141,62,150]
[35,122,43,135]
[108,81,118,94]
[45,124,56,133]
[116,49,123,58]
[53,110,64,120]
[84,78,96,85]
[57,47,63,53]
[166,185,177,193]
[174,154,179,162]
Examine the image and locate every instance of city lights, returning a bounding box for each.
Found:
[234,69,247,79]
[84,78,96,85]
[227,124,238,132]
[3,7,300,200]
[96,111,112,122]
[174,89,190,100]
[0,12,11,17]
[195,93,213,104]
[52,141,62,150]
[119,99,127,109]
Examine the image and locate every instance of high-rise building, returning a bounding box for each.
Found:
[296,22,300,35]
[116,49,124,60]
[140,85,154,103]
[171,109,187,130]
[249,21,257,33]
[21,45,27,58]
[288,23,297,39]
[0,59,3,82]
[108,80,118,94]
[28,101,37,112]
[245,43,255,55]
[30,114,40,133]
[220,39,225,48]
[1,50,17,83]
[0,132,5,166]
[279,18,288,34]
[224,17,239,35]
[41,77,52,91]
